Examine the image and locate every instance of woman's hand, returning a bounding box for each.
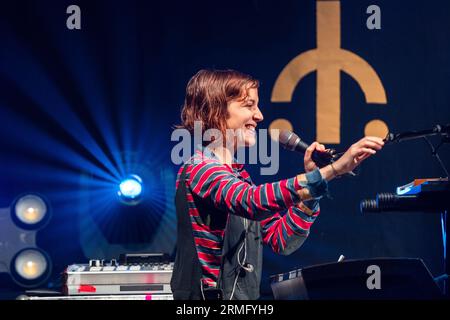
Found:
[332,136,384,175]
[302,136,384,182]
[304,141,327,173]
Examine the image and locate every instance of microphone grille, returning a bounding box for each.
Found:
[278,130,300,150]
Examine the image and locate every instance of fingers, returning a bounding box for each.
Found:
[337,137,383,173]
[304,142,321,172]
[317,143,326,152]
[358,147,377,155]
[351,137,383,159]
[359,140,383,151]
[304,142,317,160]
[304,142,327,171]
[305,141,328,163]
[356,152,372,163]
[359,136,384,149]
[354,147,377,164]
[364,136,385,144]
[306,142,326,153]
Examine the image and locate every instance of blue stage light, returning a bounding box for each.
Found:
[118,174,143,202]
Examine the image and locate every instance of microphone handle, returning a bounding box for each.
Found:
[294,140,335,168]
[311,150,335,168]
[292,141,355,176]
[313,149,358,176]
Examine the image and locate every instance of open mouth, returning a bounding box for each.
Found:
[245,124,256,132]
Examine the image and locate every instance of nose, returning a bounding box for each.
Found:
[253,105,264,122]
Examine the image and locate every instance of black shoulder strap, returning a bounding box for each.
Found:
[171,164,203,300]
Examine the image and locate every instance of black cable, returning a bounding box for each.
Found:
[423,137,449,178]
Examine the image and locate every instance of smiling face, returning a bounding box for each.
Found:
[226,87,264,147]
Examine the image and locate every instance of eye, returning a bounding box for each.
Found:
[245,100,255,107]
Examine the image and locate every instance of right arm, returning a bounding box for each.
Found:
[187,159,326,221]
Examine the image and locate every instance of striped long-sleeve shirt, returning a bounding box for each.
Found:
[175,148,324,287]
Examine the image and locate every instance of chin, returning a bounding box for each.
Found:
[245,138,257,147]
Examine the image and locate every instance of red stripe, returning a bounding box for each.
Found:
[277,222,287,249]
[201,277,217,287]
[289,210,314,230]
[281,214,295,236]
[189,161,208,185]
[280,179,294,207]
[224,180,240,208]
[260,215,277,228]
[191,222,225,236]
[254,186,265,212]
[235,187,246,208]
[188,208,199,217]
[266,183,275,208]
[204,173,229,198]
[195,237,222,249]
[193,166,225,195]
[241,170,250,180]
[201,266,220,276]
[271,237,280,252]
[214,178,227,205]
[198,252,221,263]
[286,179,295,203]
[191,165,215,193]
[222,180,233,205]
[246,186,254,218]
[191,158,222,179]
[262,221,277,243]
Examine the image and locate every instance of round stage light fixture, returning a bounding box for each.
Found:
[10,248,51,287]
[12,194,50,229]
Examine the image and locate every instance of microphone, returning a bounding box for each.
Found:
[384,124,450,144]
[278,130,336,168]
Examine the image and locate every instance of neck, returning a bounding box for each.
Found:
[208,145,234,166]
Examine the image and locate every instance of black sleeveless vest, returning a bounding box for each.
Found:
[170,165,263,300]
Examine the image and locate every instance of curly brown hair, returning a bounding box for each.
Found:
[178,69,259,137]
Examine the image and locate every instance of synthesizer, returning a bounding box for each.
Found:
[62,253,174,296]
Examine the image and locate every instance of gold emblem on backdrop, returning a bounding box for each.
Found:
[270,0,388,144]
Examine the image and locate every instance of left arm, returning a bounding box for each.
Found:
[261,141,326,255]
[261,200,320,255]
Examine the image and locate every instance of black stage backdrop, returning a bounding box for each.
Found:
[0,0,449,298]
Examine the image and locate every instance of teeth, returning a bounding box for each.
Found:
[245,125,256,134]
